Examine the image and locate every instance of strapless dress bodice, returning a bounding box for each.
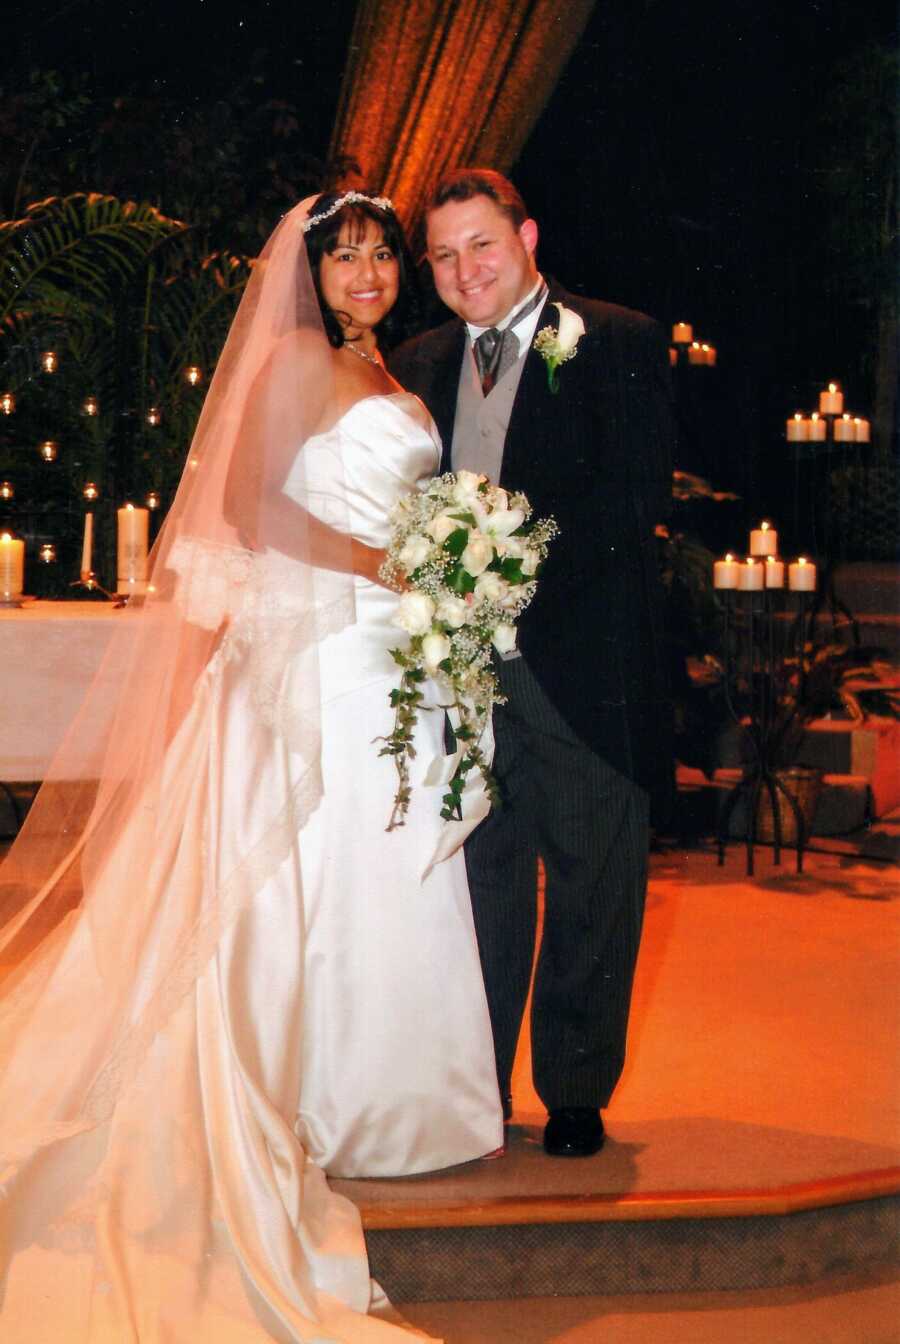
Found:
[284,392,440,549]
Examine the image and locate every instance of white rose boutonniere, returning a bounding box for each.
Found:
[533,302,586,394]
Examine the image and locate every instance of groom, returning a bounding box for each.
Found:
[390,169,674,1157]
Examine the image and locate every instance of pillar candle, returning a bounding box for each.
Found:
[0,532,25,597]
[853,417,870,443]
[819,383,843,415]
[749,521,778,556]
[117,504,149,595]
[808,414,826,442]
[833,414,855,442]
[713,553,740,589]
[669,346,678,367]
[701,343,717,366]
[81,512,93,576]
[764,556,785,587]
[672,322,693,344]
[788,557,817,591]
[688,342,704,365]
[738,558,764,591]
[786,414,809,441]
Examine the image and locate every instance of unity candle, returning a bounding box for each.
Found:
[808,413,826,442]
[117,503,149,595]
[81,512,94,576]
[819,382,843,415]
[738,558,764,591]
[788,557,817,592]
[713,553,740,589]
[749,521,778,556]
[672,322,693,344]
[0,532,25,598]
[786,413,809,442]
[764,555,785,587]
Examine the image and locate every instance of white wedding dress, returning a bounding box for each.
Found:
[0,393,502,1342]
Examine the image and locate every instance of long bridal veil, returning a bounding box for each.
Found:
[0,201,418,1340]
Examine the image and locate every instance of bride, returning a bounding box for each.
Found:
[0,192,502,1341]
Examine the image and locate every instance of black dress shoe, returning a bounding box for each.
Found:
[543,1107,605,1157]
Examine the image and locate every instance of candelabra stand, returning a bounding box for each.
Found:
[716,587,815,876]
[70,570,127,606]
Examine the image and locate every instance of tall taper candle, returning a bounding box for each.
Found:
[117,504,149,595]
[81,512,93,576]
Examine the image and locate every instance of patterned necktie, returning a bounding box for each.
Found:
[472,284,548,398]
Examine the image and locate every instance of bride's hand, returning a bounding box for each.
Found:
[351,541,407,591]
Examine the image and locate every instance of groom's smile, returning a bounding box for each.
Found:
[427,195,539,329]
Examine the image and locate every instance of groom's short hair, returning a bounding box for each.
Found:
[427,168,528,230]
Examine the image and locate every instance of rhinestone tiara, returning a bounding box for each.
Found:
[300,192,395,234]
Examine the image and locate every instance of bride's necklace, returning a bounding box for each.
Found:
[343,341,382,369]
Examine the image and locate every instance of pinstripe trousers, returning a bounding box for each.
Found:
[464,654,650,1112]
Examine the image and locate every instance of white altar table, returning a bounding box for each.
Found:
[0,601,143,780]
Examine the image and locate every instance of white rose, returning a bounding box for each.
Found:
[553,302,586,356]
[474,571,508,602]
[392,591,435,636]
[435,594,470,628]
[398,534,431,571]
[427,513,458,545]
[452,469,484,505]
[492,623,517,655]
[422,631,452,673]
[520,547,541,575]
[460,534,494,576]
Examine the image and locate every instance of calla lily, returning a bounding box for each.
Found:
[553,302,586,355]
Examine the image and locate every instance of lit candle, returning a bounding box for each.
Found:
[40,351,58,374]
[808,413,826,442]
[146,491,160,511]
[853,417,870,443]
[700,343,716,366]
[713,553,740,589]
[116,504,149,595]
[668,346,677,367]
[833,414,855,442]
[146,405,161,426]
[39,440,59,462]
[0,481,13,501]
[672,322,693,344]
[819,382,843,415]
[738,557,764,591]
[81,395,99,417]
[81,512,93,576]
[788,556,817,592]
[39,542,56,563]
[83,482,99,501]
[749,521,778,556]
[765,555,785,587]
[0,392,15,414]
[688,341,704,365]
[0,532,25,598]
[786,413,809,442]
[185,365,202,387]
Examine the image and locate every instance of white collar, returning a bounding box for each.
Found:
[465,277,547,343]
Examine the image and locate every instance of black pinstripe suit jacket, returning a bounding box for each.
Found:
[389,282,675,796]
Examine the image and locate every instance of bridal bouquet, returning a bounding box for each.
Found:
[377,470,558,829]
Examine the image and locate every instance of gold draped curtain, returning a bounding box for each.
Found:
[329,0,597,239]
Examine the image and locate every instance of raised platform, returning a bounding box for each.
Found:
[333,847,900,1304]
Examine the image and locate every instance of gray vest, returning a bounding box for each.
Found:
[450,344,527,480]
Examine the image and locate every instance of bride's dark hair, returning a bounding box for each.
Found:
[304,192,418,351]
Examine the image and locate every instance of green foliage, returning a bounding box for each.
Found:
[0,192,250,591]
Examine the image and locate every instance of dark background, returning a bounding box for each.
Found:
[4,0,897,541]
